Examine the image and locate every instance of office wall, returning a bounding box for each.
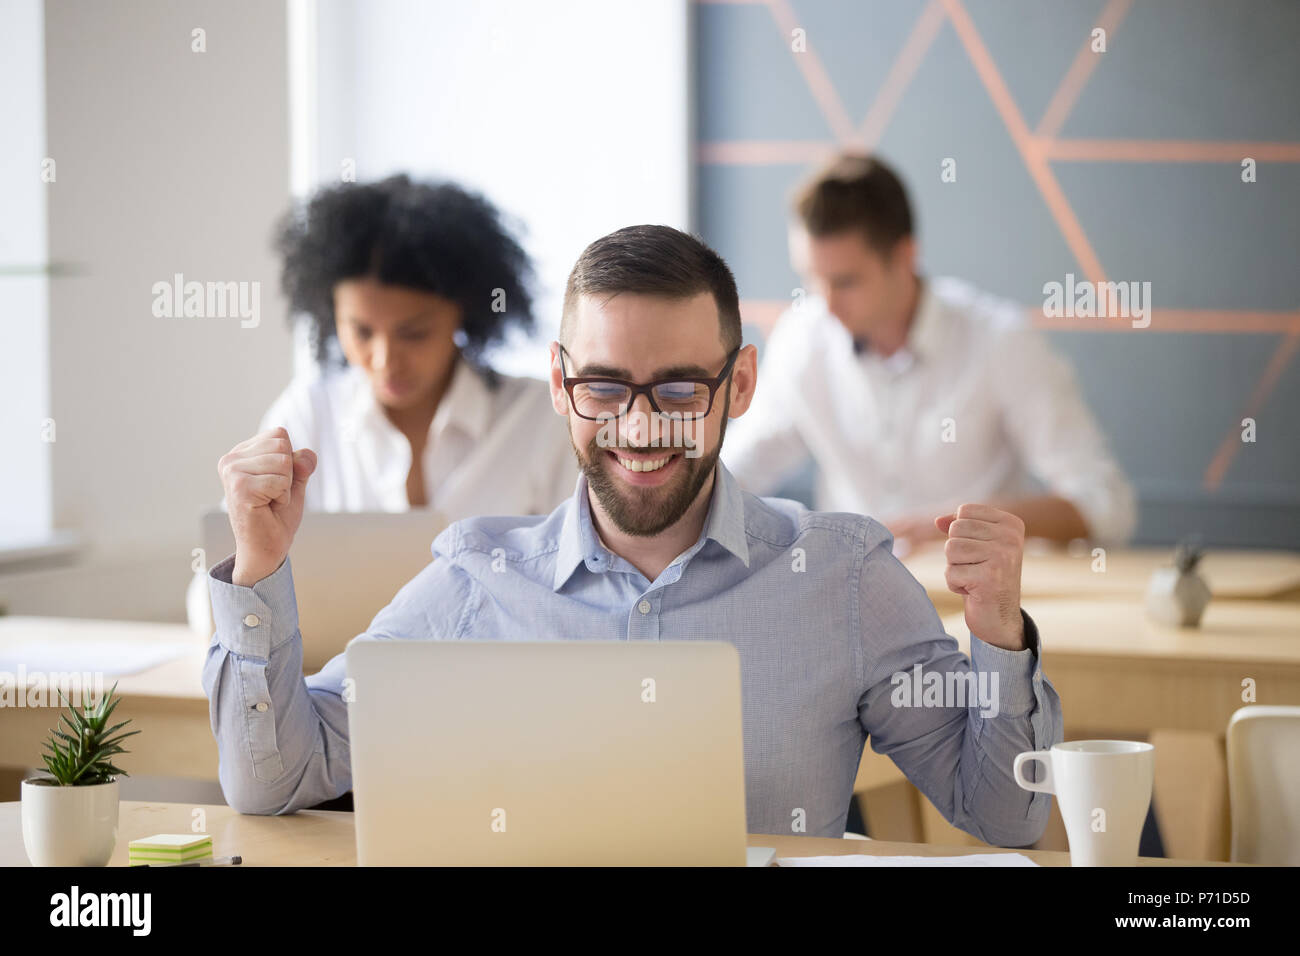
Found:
[0,0,293,619]
[694,0,1300,547]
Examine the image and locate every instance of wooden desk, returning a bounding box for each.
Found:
[0,801,1243,866]
[8,602,1289,861]
[942,598,1300,734]
[0,617,215,782]
[904,546,1300,612]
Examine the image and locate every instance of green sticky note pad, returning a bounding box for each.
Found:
[128,833,213,864]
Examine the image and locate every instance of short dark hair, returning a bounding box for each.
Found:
[275,174,535,376]
[560,225,742,353]
[793,153,913,254]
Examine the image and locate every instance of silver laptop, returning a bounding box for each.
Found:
[345,640,755,866]
[200,509,447,673]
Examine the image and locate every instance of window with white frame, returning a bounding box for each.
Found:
[295,0,692,379]
[0,0,55,554]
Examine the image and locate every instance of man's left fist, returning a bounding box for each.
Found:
[934,504,1026,651]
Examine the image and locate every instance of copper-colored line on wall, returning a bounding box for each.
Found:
[698,140,839,164]
[698,139,1300,164]
[858,0,948,149]
[1044,139,1300,162]
[1035,0,1134,139]
[940,0,1108,286]
[1032,308,1300,334]
[738,299,1300,337]
[765,0,860,145]
[1204,330,1300,490]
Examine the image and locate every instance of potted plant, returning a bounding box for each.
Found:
[21,682,138,866]
[1145,536,1212,627]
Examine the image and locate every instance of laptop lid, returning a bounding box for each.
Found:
[200,509,446,673]
[345,640,748,865]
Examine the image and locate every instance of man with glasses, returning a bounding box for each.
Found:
[202,225,1062,845]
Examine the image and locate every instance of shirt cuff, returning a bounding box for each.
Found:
[969,610,1042,719]
[207,554,300,658]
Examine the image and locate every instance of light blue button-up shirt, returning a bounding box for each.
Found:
[203,462,1062,843]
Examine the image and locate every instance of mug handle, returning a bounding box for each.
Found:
[1013,750,1055,793]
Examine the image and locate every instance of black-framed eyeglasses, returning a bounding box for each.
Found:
[558,344,740,421]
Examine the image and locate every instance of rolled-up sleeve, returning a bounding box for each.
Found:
[857,535,1064,848]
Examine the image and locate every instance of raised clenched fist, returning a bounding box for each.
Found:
[217,427,317,587]
[934,503,1026,651]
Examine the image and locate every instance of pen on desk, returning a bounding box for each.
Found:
[143,855,242,867]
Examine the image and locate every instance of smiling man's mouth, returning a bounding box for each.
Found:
[606,450,682,475]
[615,454,672,473]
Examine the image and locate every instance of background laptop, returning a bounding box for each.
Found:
[345,640,753,866]
[200,509,446,673]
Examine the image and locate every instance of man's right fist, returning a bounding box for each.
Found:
[218,427,317,587]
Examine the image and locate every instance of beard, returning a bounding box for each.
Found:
[571,394,730,538]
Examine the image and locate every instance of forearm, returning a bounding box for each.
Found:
[989,494,1089,543]
[952,624,1064,846]
[202,555,352,814]
[866,614,1064,848]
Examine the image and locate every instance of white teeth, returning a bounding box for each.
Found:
[617,455,671,473]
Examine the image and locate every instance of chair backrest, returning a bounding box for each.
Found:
[1227,705,1300,865]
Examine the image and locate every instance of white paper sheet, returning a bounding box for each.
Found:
[777,852,1040,867]
[0,639,192,677]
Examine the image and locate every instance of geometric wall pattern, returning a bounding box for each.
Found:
[694,0,1300,546]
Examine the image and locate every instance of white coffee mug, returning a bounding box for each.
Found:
[1013,740,1154,866]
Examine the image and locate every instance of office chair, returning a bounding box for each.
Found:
[1226,704,1300,865]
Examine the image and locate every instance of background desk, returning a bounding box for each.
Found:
[902,546,1300,612]
[0,617,215,797]
[0,801,1246,866]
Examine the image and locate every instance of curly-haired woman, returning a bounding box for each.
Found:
[263,173,575,514]
[187,176,574,635]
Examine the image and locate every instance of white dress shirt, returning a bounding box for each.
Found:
[255,358,576,520]
[721,276,1136,544]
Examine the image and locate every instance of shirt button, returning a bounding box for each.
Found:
[638,600,651,615]
[254,702,268,712]
[243,614,260,627]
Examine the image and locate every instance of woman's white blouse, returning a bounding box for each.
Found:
[259,359,577,522]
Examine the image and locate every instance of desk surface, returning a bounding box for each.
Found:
[0,801,1243,866]
[0,616,206,700]
[942,598,1300,665]
[905,545,1300,604]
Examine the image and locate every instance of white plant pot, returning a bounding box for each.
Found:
[1145,566,1211,627]
[21,778,120,867]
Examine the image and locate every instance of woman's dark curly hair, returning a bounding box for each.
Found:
[275,174,535,382]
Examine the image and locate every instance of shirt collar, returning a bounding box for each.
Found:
[551,461,751,592]
[341,356,492,441]
[431,358,492,442]
[907,278,944,360]
[852,276,943,362]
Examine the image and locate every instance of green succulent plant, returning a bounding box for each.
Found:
[38,682,139,786]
